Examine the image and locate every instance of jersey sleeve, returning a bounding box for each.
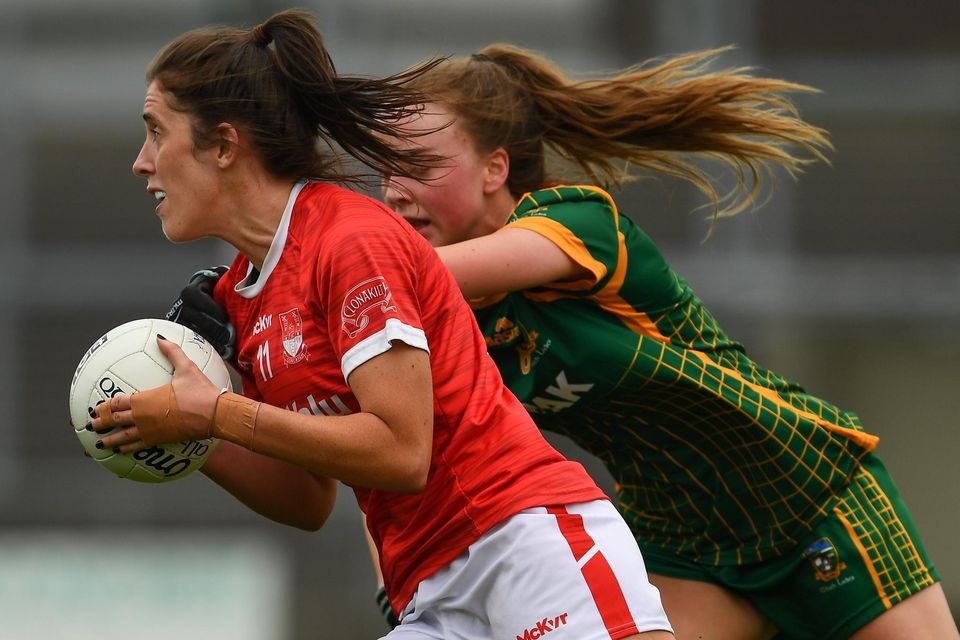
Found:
[506,186,622,295]
[312,209,430,383]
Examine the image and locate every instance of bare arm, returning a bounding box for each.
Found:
[436,227,589,300]
[201,442,337,531]
[93,339,434,527]
[249,341,433,492]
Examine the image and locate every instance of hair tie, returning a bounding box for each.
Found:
[252,23,271,47]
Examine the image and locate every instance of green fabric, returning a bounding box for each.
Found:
[640,454,938,639]
[473,186,876,566]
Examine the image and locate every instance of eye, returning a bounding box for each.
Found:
[150,127,161,141]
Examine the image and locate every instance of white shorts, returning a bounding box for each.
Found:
[381,500,672,640]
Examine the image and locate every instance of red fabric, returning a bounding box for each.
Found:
[216,182,604,613]
[548,506,640,639]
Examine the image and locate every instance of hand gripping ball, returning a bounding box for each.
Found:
[69,318,231,482]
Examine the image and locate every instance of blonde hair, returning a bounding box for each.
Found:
[409,45,831,226]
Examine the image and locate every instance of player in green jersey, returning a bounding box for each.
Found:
[376,46,959,640]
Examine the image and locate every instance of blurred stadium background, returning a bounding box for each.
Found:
[1,0,957,637]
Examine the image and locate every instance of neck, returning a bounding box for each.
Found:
[217,171,299,271]
[474,187,520,238]
[462,188,517,240]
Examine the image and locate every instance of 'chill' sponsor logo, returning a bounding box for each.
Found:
[516,613,569,640]
[287,393,351,417]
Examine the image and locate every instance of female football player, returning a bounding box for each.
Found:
[373,46,959,640]
[89,12,674,640]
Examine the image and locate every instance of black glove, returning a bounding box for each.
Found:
[375,585,400,629]
[166,266,236,361]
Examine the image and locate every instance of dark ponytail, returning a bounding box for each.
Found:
[147,9,443,185]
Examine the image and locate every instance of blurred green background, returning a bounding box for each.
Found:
[1,1,957,638]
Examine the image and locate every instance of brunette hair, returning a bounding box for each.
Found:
[146,9,442,184]
[410,45,831,224]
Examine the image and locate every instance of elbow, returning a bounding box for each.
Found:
[271,509,328,532]
[289,484,336,531]
[382,433,431,493]
[293,511,329,532]
[402,467,430,494]
[391,457,430,494]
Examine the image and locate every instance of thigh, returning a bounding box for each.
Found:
[649,573,778,640]
[752,454,942,639]
[848,583,959,640]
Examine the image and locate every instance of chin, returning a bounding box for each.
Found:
[160,221,200,244]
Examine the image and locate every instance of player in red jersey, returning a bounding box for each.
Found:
[88,10,673,639]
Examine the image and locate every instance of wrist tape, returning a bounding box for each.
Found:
[212,391,261,450]
[130,384,184,446]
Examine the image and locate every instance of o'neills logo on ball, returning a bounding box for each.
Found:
[341,276,397,338]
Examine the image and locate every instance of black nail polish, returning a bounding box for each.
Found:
[112,447,121,454]
[95,441,104,449]
[85,423,93,431]
[157,334,167,341]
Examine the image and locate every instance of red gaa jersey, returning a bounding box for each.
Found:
[214,181,605,613]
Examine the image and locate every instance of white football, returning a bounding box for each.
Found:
[69,318,231,483]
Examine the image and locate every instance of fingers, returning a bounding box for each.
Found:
[90,394,133,430]
[155,334,193,370]
[88,394,146,453]
[97,424,146,454]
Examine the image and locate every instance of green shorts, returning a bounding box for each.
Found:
[640,453,939,640]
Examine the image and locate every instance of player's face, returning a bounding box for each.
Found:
[381,106,496,247]
[132,80,222,243]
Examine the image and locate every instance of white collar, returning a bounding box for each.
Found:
[235,179,308,299]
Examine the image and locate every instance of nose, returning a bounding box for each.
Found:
[132,139,153,177]
[381,176,411,211]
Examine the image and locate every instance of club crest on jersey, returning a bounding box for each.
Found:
[485,317,542,374]
[803,537,847,582]
[341,276,397,338]
[279,308,308,364]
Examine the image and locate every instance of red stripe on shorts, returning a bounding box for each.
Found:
[547,506,640,638]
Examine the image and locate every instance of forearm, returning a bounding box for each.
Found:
[202,440,337,531]
[102,341,434,497]
[219,401,430,493]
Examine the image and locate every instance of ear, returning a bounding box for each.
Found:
[215,123,241,168]
[482,147,510,194]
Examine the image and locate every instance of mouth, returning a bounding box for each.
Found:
[150,190,167,212]
[403,216,429,232]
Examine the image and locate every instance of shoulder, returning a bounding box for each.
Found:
[297,182,393,220]
[295,182,418,245]
[294,183,435,286]
[507,185,625,264]
[509,185,623,246]
[512,185,618,224]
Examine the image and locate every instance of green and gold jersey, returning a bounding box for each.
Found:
[471,185,879,566]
